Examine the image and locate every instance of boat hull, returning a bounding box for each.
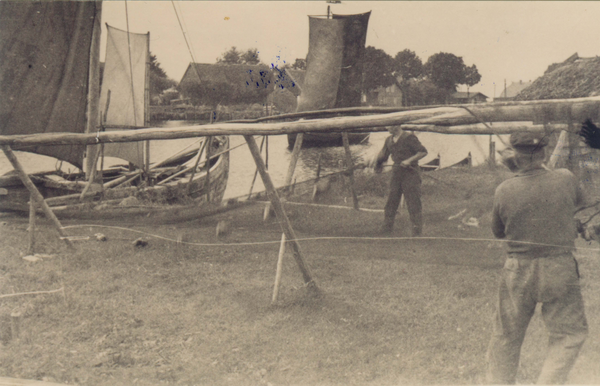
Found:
[287,132,369,148]
[0,137,230,220]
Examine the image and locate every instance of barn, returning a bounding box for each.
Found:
[515,53,600,190]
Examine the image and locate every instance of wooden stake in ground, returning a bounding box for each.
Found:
[1,146,74,250]
[28,196,36,255]
[243,135,316,289]
[272,233,287,304]
[248,135,267,199]
[548,130,569,169]
[341,132,359,210]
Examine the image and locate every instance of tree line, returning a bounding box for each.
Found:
[362,48,481,106]
[150,45,482,108]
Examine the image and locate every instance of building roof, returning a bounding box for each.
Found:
[498,80,533,98]
[180,63,305,96]
[451,91,488,99]
[180,63,272,89]
[515,54,600,100]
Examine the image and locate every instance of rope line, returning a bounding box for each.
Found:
[60,224,600,252]
[0,288,64,299]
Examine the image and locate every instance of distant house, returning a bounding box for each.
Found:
[449,91,488,104]
[365,77,403,106]
[375,83,403,106]
[494,80,533,102]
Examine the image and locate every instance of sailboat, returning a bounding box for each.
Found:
[287,11,372,147]
[0,2,229,218]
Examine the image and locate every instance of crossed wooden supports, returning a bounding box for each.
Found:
[244,131,361,298]
[2,130,366,298]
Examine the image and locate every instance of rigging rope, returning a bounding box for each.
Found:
[171,1,203,82]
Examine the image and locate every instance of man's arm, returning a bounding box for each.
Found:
[491,195,506,239]
[400,151,428,168]
[372,138,390,173]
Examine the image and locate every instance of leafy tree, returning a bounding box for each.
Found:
[423,52,468,92]
[361,46,397,103]
[393,49,423,106]
[394,49,423,81]
[217,46,242,64]
[217,46,262,65]
[291,58,306,70]
[241,48,261,65]
[149,53,176,105]
[464,64,482,94]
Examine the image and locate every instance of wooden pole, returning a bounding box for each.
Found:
[144,31,151,177]
[243,135,316,288]
[79,146,102,200]
[548,130,569,169]
[4,102,599,147]
[284,133,304,193]
[205,136,212,201]
[489,137,496,167]
[83,2,102,179]
[187,138,208,185]
[1,146,74,250]
[341,132,359,210]
[27,196,36,255]
[272,233,286,304]
[248,136,267,199]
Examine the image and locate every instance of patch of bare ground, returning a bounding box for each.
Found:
[0,165,598,385]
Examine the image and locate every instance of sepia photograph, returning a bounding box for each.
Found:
[1,1,600,384]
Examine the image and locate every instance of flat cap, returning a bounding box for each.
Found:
[509,132,549,153]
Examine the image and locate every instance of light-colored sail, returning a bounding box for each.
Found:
[99,24,149,167]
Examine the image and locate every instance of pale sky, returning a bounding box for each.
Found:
[101,1,600,100]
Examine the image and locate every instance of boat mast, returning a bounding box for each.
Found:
[84,1,103,180]
[145,31,151,174]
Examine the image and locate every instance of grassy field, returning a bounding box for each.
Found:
[1,165,599,385]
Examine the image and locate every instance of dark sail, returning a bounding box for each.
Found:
[332,12,371,108]
[295,16,345,113]
[0,1,100,168]
[290,12,371,146]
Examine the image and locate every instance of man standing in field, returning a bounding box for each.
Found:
[372,125,427,236]
[486,131,588,384]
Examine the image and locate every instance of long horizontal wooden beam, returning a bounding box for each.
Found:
[0,97,598,147]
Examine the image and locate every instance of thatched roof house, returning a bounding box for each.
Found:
[179,63,271,91]
[514,54,600,190]
[178,63,304,111]
[515,54,600,100]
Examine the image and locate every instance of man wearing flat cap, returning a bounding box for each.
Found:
[486,131,588,384]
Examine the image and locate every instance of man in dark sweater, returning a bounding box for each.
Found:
[486,131,588,384]
[373,126,427,236]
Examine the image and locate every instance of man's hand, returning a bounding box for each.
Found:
[369,155,383,173]
[399,160,411,168]
[580,119,600,150]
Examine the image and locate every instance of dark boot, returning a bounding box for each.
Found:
[380,218,394,235]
